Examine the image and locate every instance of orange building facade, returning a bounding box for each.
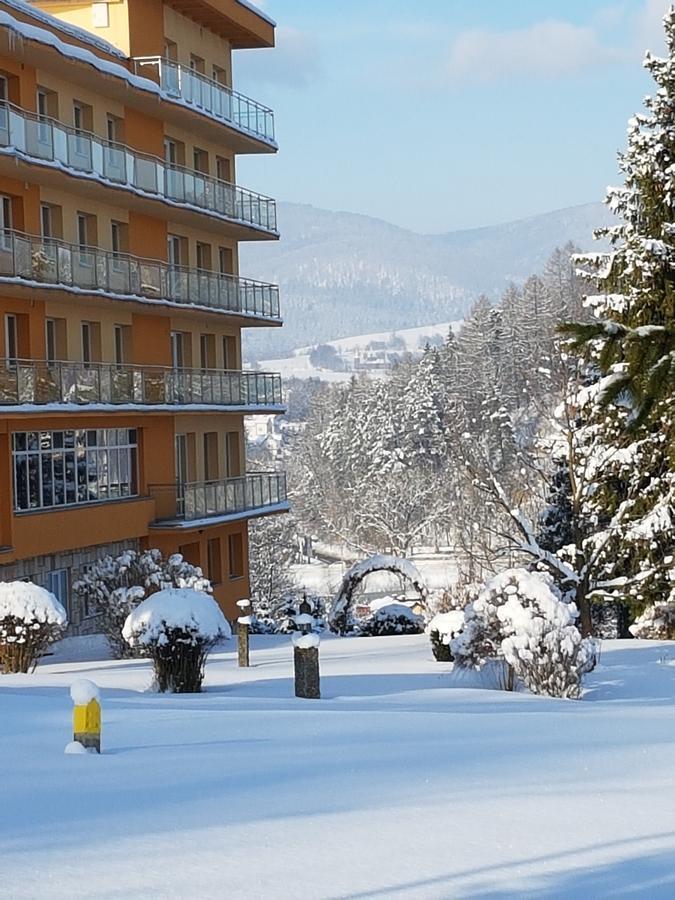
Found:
[0,0,287,630]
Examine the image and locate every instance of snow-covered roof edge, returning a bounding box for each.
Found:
[1,0,127,59]
[235,0,276,28]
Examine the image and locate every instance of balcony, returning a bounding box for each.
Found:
[132,57,276,150]
[151,472,288,526]
[0,230,281,323]
[0,360,283,412]
[0,103,278,236]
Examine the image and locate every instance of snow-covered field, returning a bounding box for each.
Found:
[3,635,675,898]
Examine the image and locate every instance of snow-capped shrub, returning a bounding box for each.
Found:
[122,588,230,693]
[450,569,597,699]
[427,610,465,662]
[630,601,675,640]
[0,581,67,673]
[356,601,424,637]
[73,549,212,658]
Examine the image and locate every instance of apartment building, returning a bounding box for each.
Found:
[0,0,287,630]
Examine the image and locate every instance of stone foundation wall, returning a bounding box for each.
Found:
[0,539,140,635]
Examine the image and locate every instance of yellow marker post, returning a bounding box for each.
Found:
[70,680,101,754]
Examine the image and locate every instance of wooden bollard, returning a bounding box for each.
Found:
[237,598,251,668]
[68,679,101,753]
[293,633,320,699]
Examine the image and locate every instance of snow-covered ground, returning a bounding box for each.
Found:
[3,635,675,898]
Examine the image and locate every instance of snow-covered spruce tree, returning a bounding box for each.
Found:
[561,11,675,618]
[73,549,212,658]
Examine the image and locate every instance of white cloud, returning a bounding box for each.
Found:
[443,20,624,84]
[235,26,320,89]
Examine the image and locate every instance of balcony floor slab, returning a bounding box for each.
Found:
[150,500,290,530]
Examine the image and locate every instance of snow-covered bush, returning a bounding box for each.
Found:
[451,569,597,699]
[630,601,675,640]
[0,582,67,673]
[356,599,424,637]
[73,549,212,658]
[427,610,465,662]
[122,588,230,693]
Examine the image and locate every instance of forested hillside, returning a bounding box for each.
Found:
[241,201,613,359]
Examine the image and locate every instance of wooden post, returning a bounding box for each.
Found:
[293,635,320,699]
[238,620,250,667]
[236,599,251,668]
[70,679,101,753]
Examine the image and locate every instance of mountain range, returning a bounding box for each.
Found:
[240,200,614,361]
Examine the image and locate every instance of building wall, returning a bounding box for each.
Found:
[0,0,281,634]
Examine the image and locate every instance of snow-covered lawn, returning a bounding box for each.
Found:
[2,635,675,898]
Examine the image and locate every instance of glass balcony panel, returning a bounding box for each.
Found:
[109,257,131,294]
[103,145,126,183]
[67,133,93,171]
[134,157,159,193]
[72,251,98,289]
[24,118,54,159]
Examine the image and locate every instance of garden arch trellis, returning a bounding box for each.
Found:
[328,554,429,634]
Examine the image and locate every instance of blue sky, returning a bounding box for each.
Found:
[234,0,671,233]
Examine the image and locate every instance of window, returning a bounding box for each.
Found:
[200,333,215,370]
[189,54,205,75]
[212,65,228,86]
[193,148,208,174]
[92,2,109,28]
[226,431,240,477]
[203,432,218,480]
[4,313,17,364]
[228,532,244,579]
[81,321,101,364]
[207,538,222,585]
[106,115,122,145]
[72,102,92,158]
[114,325,130,366]
[111,221,127,263]
[222,335,237,370]
[0,75,7,103]
[0,194,12,249]
[40,204,52,240]
[175,433,188,485]
[164,40,178,62]
[164,138,182,166]
[170,330,189,369]
[45,318,66,364]
[196,242,211,271]
[219,247,233,275]
[77,212,96,249]
[216,156,231,183]
[12,428,139,511]
[46,569,70,617]
[167,234,181,266]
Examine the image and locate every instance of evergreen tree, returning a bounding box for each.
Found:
[561,10,675,615]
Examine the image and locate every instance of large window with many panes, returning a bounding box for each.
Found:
[12,429,138,511]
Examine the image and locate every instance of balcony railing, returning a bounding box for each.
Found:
[0,360,283,410]
[132,57,275,146]
[0,103,277,233]
[151,472,288,523]
[0,230,281,320]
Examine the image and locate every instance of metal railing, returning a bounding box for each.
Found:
[151,472,288,522]
[0,230,281,320]
[0,102,277,233]
[132,57,275,145]
[0,359,282,409]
